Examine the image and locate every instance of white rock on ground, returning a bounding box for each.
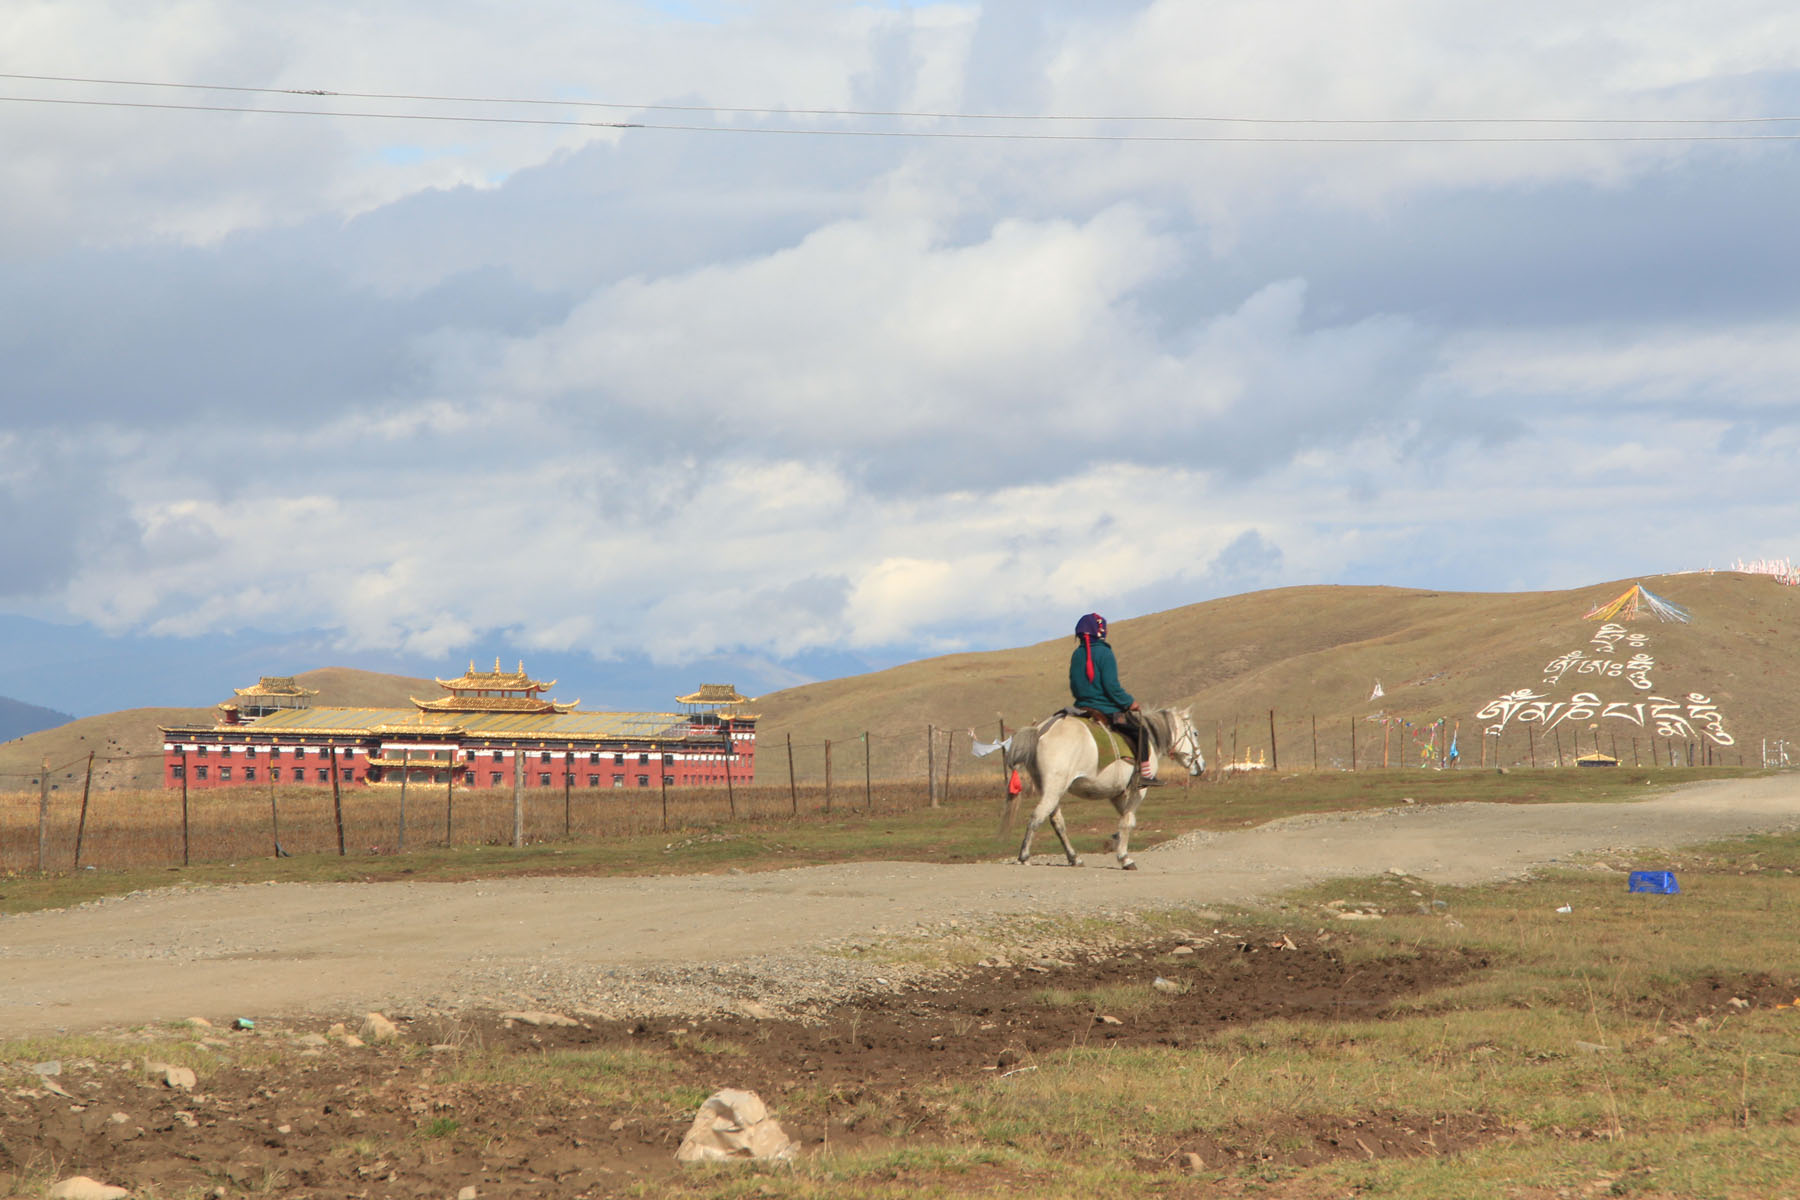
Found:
[675,1089,797,1164]
[456,1187,478,1200]
[143,1061,196,1090]
[360,1012,400,1042]
[47,1176,131,1200]
[498,1010,577,1027]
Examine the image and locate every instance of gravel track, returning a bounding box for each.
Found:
[4,775,1797,1035]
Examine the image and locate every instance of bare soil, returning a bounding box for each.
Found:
[3,935,1486,1199]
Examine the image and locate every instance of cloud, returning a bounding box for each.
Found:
[4,0,1800,710]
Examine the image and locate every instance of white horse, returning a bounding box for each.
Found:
[1002,707,1204,870]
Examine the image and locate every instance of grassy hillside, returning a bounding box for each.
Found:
[0,668,437,792]
[0,696,74,742]
[751,572,1800,783]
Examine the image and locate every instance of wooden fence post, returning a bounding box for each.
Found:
[444,762,455,845]
[36,755,51,873]
[927,725,938,808]
[1554,729,1564,768]
[787,733,798,814]
[1528,725,1536,768]
[824,739,833,813]
[269,771,282,858]
[1311,714,1318,771]
[941,729,955,804]
[1349,718,1356,771]
[1268,709,1278,772]
[180,750,191,867]
[725,744,737,819]
[399,749,410,854]
[564,750,573,837]
[330,743,346,856]
[1214,722,1223,782]
[512,748,525,848]
[73,750,95,869]
[864,732,873,811]
[659,761,669,833]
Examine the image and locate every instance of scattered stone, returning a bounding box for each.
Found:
[1151,976,1186,995]
[1169,945,1195,957]
[339,1035,365,1049]
[457,1187,479,1200]
[107,1112,130,1125]
[1388,867,1409,876]
[1728,997,1750,1009]
[360,1012,400,1043]
[31,1060,61,1076]
[326,1023,348,1038]
[500,1010,578,1027]
[1181,1151,1205,1173]
[1095,1014,1123,1026]
[608,1118,626,1132]
[184,1016,212,1029]
[144,1061,196,1091]
[675,1088,797,1164]
[174,1110,198,1128]
[735,1001,776,1020]
[1573,1041,1612,1054]
[47,1176,131,1200]
[1336,911,1382,921]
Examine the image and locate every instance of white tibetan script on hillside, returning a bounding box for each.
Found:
[1476,623,1733,745]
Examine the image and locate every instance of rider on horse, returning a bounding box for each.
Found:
[1069,613,1164,786]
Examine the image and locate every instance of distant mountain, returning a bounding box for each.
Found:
[0,696,75,742]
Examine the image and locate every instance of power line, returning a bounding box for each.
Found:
[6,92,1800,143]
[5,70,1800,127]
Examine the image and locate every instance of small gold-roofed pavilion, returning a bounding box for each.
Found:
[230,676,319,719]
[413,657,577,715]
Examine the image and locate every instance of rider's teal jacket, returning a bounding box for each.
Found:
[1069,638,1135,714]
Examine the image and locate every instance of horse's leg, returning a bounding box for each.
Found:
[1016,783,1066,864]
[1112,785,1144,870]
[1048,807,1082,867]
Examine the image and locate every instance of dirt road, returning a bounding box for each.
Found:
[5,776,1797,1036]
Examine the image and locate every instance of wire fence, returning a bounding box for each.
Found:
[0,712,1786,875]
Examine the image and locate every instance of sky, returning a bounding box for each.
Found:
[2,1,1799,717]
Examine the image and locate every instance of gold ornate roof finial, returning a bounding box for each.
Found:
[517,659,525,675]
[494,656,502,672]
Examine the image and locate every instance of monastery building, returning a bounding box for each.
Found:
[159,662,757,791]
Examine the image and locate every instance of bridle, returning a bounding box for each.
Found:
[1168,713,1204,776]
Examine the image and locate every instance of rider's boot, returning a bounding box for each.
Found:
[1138,760,1168,787]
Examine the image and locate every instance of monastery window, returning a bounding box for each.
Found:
[638,753,650,765]
[490,772,503,786]
[612,776,623,787]
[636,775,649,787]
[316,768,328,782]
[220,767,232,781]
[341,768,353,782]
[540,751,551,763]
[434,772,447,784]
[538,772,551,786]
[587,775,599,787]
[171,764,185,779]
[195,765,209,780]
[614,753,626,764]
[663,775,674,787]
[245,768,256,782]
[197,746,208,757]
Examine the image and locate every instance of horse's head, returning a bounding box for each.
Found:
[1164,706,1204,775]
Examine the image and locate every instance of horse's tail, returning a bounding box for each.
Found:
[996,722,1045,837]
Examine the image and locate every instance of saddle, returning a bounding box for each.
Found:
[1056,708,1135,768]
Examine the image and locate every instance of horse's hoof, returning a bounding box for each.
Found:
[1069,857,1084,868]
[1120,858,1138,871]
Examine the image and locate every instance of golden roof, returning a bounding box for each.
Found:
[676,683,751,706]
[435,657,555,693]
[234,676,320,698]
[412,695,579,714]
[168,705,696,742]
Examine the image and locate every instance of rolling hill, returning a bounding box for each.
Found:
[0,696,74,742]
[0,668,439,792]
[748,572,1800,783]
